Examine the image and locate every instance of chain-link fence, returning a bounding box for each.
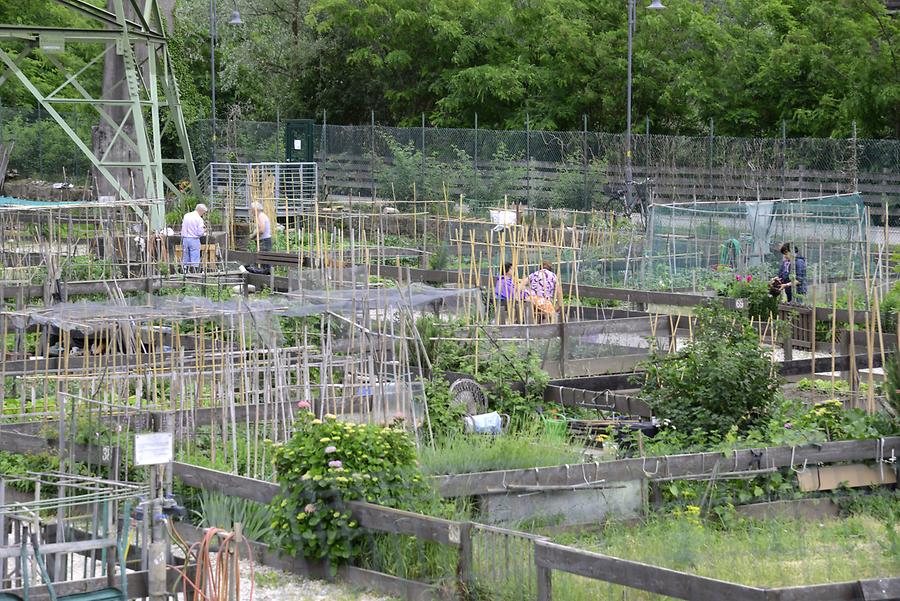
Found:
[2,107,899,211]
[195,118,900,213]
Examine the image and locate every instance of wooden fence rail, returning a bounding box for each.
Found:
[434,436,900,498]
[169,461,900,601]
[533,540,900,601]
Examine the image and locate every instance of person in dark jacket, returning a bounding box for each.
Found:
[778,242,807,303]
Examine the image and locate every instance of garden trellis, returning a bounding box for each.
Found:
[1,282,479,481]
[644,193,870,291]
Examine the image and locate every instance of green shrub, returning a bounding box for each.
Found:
[637,304,779,442]
[269,412,433,568]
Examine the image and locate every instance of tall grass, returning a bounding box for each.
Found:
[419,423,584,476]
[552,510,900,590]
[196,490,275,545]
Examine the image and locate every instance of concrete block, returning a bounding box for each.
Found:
[479,480,645,526]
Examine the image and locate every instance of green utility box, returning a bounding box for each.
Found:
[284,119,315,162]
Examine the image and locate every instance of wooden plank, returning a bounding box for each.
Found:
[171,461,279,504]
[434,437,900,498]
[735,498,840,521]
[339,566,442,601]
[542,354,648,379]
[858,578,900,601]
[0,430,106,465]
[768,581,865,601]
[346,500,463,547]
[0,277,163,301]
[0,569,166,601]
[797,464,897,492]
[173,522,442,600]
[533,540,767,601]
[546,352,883,392]
[544,386,653,417]
[0,536,117,559]
[483,316,692,339]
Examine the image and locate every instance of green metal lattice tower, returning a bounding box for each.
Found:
[0,0,199,217]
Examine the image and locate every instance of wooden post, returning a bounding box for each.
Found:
[783,309,793,362]
[848,290,857,394]
[229,522,243,601]
[536,564,553,601]
[456,522,473,600]
[558,318,567,379]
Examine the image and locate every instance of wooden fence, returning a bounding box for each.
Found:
[170,459,900,601]
[319,155,900,206]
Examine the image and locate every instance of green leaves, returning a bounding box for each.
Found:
[269,413,434,567]
[638,304,780,443]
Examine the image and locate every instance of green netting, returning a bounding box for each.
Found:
[642,193,869,290]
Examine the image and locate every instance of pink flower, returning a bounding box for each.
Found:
[328,460,343,469]
[735,275,742,282]
[324,446,337,454]
[746,275,753,283]
[304,503,316,513]
[784,422,793,430]
[297,400,311,410]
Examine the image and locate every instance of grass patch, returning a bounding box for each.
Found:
[552,506,900,590]
[419,425,584,476]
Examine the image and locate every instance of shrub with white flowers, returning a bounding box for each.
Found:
[269,410,430,566]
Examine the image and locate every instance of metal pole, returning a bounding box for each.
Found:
[421,112,426,193]
[370,109,375,201]
[526,113,531,206]
[851,120,859,193]
[781,119,787,196]
[625,0,635,212]
[708,117,714,200]
[474,112,479,200]
[582,114,589,209]
[210,0,217,165]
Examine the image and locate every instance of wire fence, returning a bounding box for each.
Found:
[2,107,899,212]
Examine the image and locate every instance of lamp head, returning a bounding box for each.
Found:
[647,0,666,8]
[228,10,243,25]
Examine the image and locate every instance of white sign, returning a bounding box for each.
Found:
[734,298,746,310]
[489,209,516,227]
[134,432,174,466]
[293,139,303,150]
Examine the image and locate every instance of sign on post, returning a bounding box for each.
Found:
[134,432,174,466]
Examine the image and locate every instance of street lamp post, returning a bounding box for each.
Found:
[625,0,665,213]
[210,1,243,165]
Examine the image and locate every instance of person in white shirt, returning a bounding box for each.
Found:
[181,203,207,271]
[248,202,273,274]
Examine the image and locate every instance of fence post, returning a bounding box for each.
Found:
[421,112,426,192]
[526,113,531,206]
[582,114,588,209]
[38,104,44,181]
[780,120,787,196]
[707,117,714,201]
[645,116,650,185]
[850,120,859,193]
[456,522,473,600]
[370,110,376,202]
[474,113,479,200]
[536,564,552,601]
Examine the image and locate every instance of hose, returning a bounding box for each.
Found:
[171,525,255,601]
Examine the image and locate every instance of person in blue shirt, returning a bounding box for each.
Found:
[778,242,807,304]
[495,263,517,301]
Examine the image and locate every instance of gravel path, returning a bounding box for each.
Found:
[239,559,399,601]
